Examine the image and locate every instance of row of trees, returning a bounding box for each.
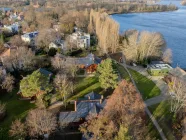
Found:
[121,30,172,64]
[89,9,119,54]
[23,6,89,33]
[165,73,186,139]
[19,54,78,108]
[10,109,57,139]
[80,80,150,140]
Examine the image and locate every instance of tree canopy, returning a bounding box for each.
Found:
[80,80,148,140]
[20,70,52,98]
[97,58,118,90]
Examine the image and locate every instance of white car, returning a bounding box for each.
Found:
[132,63,137,67]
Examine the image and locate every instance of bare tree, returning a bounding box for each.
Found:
[51,55,66,71]
[162,48,172,64]
[9,35,27,47]
[167,76,186,112]
[36,29,59,51]
[9,119,26,139]
[121,31,166,64]
[54,73,73,107]
[1,74,15,92]
[2,47,35,71]
[24,6,36,25]
[80,80,147,140]
[66,36,77,51]
[65,59,78,78]
[51,55,78,78]
[26,109,57,137]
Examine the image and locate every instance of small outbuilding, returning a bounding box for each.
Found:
[147,61,172,76]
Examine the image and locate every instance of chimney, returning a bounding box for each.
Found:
[74,100,77,112]
[100,95,104,104]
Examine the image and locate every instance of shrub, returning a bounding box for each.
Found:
[48,48,57,56]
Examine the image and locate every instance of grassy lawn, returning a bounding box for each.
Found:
[116,64,131,81]
[67,76,112,102]
[116,64,160,100]
[0,89,35,140]
[148,101,175,140]
[146,116,161,139]
[128,68,161,100]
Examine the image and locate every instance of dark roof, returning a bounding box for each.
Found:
[150,61,165,65]
[59,92,104,125]
[59,101,102,125]
[109,52,123,62]
[75,53,101,67]
[60,53,102,67]
[38,68,53,77]
[84,91,102,100]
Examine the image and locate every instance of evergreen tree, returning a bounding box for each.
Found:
[97,58,118,90]
[20,70,53,98]
[114,126,131,140]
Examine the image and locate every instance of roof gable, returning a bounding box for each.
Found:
[84,91,102,100]
[38,68,53,77]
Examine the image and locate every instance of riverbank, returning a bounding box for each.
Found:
[112,1,186,68]
[110,8,178,15]
[106,3,178,15]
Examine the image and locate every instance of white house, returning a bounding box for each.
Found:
[69,31,90,48]
[3,22,20,33]
[21,31,39,45]
[49,40,67,51]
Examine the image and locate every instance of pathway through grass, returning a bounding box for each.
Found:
[148,101,175,140]
[128,68,161,100]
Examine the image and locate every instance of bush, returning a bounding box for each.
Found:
[66,49,83,56]
[48,48,57,56]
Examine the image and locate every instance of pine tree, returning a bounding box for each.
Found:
[97,58,118,90]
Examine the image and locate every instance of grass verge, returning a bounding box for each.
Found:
[148,101,175,140]
[128,68,161,100]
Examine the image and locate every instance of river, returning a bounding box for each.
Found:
[112,1,186,68]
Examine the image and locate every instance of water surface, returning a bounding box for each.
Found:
[112,1,186,68]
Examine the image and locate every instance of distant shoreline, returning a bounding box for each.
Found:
[109,8,178,15]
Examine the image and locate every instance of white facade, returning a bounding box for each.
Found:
[3,23,20,33]
[69,32,90,48]
[21,31,39,45]
[49,40,67,50]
